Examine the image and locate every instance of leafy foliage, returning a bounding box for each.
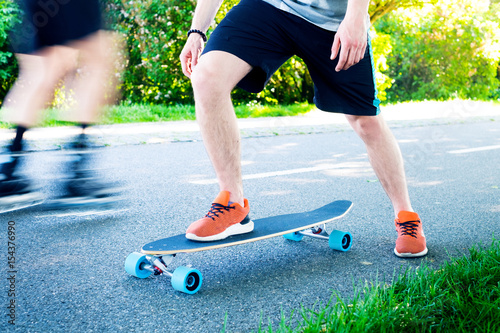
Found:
[370,29,393,102]
[375,0,500,102]
[105,0,314,106]
[369,0,436,24]
[1,0,499,107]
[0,0,20,106]
[104,0,197,105]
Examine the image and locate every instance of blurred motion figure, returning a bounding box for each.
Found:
[0,0,119,212]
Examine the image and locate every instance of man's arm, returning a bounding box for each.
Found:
[330,0,370,72]
[180,0,223,78]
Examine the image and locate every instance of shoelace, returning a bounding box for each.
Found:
[397,219,420,238]
[205,203,235,220]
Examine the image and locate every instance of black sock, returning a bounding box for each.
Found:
[2,125,28,179]
[73,123,90,149]
[12,125,28,152]
[68,123,92,176]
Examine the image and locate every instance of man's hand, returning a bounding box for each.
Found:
[330,12,368,72]
[180,34,205,78]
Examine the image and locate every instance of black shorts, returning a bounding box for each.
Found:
[10,0,103,54]
[203,0,380,116]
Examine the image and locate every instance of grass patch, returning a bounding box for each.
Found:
[0,103,315,128]
[102,104,197,123]
[234,103,315,118]
[259,238,500,333]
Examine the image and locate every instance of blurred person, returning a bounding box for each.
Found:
[0,0,119,212]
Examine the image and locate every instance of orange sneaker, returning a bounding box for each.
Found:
[186,191,253,241]
[394,211,428,258]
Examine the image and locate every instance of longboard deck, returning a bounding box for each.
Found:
[142,200,353,255]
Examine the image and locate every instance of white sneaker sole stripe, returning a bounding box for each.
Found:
[186,221,254,242]
[394,247,428,258]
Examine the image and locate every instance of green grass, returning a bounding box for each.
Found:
[257,238,500,333]
[0,103,315,128]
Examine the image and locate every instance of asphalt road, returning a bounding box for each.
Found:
[1,112,499,332]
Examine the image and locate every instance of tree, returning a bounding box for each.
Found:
[369,0,436,23]
[375,0,500,102]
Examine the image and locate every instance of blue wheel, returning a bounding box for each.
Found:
[283,232,304,242]
[329,230,352,251]
[171,266,203,294]
[125,252,152,279]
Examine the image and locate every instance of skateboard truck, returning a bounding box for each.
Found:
[125,253,203,294]
[283,224,352,252]
[283,228,352,252]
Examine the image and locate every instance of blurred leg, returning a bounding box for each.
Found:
[65,30,118,124]
[3,47,77,127]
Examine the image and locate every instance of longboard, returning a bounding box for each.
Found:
[125,200,353,294]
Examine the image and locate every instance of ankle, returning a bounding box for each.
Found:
[229,196,244,207]
[394,206,414,218]
[220,189,244,206]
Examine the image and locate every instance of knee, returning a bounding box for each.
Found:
[16,53,64,89]
[191,59,238,103]
[190,63,222,98]
[75,31,114,70]
[43,48,78,84]
[346,115,385,141]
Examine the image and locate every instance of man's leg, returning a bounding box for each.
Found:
[345,114,412,217]
[190,51,252,206]
[185,51,254,241]
[346,114,427,257]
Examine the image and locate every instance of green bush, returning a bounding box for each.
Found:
[370,29,393,102]
[375,0,500,102]
[108,0,399,107]
[2,0,499,108]
[104,0,197,105]
[0,1,20,106]
[105,0,314,106]
[0,0,314,107]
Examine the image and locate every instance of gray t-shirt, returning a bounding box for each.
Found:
[262,0,349,31]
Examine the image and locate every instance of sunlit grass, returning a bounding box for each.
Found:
[0,103,315,128]
[255,238,500,333]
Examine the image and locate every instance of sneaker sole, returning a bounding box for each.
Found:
[394,247,428,258]
[186,220,255,242]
